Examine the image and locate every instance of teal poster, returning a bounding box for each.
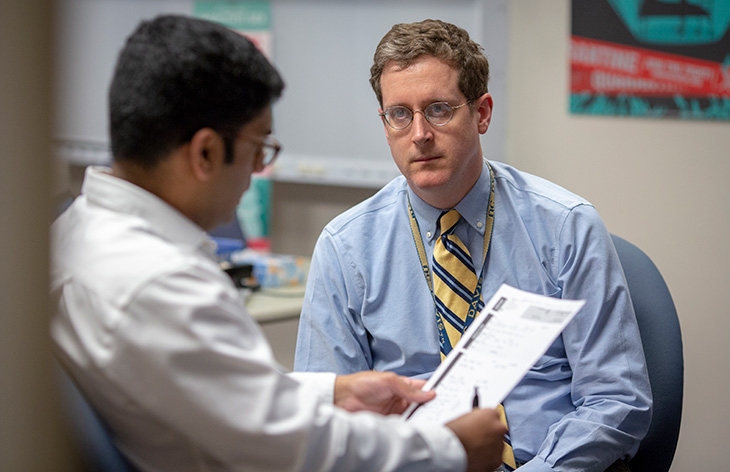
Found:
[571,0,730,119]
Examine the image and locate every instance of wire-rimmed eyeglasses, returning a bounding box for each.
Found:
[379,100,473,130]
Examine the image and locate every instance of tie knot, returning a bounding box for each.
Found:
[439,210,461,235]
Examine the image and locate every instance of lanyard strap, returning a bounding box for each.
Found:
[407,161,496,335]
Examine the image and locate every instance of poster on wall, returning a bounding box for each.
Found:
[194,1,272,58]
[570,0,730,119]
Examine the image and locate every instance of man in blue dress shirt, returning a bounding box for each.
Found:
[294,19,652,472]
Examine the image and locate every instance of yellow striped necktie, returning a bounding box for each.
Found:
[432,209,517,471]
[433,210,480,359]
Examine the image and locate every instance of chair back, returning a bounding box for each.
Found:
[58,368,135,472]
[611,234,683,472]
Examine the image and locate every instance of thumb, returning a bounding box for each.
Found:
[391,376,436,404]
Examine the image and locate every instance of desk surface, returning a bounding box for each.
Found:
[245,285,305,324]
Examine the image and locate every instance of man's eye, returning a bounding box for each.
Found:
[389,107,410,119]
[427,103,450,117]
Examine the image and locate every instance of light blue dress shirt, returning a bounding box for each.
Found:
[295,161,652,472]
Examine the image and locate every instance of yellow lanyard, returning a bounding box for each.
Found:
[406,161,496,336]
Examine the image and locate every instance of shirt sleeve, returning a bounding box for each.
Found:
[519,205,652,472]
[107,261,465,472]
[294,229,374,374]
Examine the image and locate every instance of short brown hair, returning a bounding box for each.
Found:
[369,19,490,107]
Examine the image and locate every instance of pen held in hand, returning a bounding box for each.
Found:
[472,386,480,409]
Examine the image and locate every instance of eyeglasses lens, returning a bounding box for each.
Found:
[384,102,455,129]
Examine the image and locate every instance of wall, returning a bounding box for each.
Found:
[54,0,509,189]
[505,1,729,470]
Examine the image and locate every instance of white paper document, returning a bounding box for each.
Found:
[403,284,585,425]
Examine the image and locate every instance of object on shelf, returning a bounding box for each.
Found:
[229,249,306,288]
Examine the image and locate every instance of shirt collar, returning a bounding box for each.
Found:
[454,161,492,236]
[81,166,214,255]
[406,161,492,242]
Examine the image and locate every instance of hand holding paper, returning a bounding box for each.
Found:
[404,284,585,425]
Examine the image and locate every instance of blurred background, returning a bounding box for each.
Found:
[2,1,728,470]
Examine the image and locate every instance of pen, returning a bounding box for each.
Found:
[472,386,480,409]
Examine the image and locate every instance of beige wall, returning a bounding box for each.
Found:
[505,1,730,469]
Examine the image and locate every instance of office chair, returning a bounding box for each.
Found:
[610,234,683,472]
[58,367,136,472]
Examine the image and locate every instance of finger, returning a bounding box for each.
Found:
[401,377,428,389]
[389,375,436,404]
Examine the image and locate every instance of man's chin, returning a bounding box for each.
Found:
[407,171,452,191]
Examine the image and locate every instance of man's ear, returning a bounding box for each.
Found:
[188,128,225,181]
[475,93,493,135]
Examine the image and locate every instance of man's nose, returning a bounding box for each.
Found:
[411,111,433,145]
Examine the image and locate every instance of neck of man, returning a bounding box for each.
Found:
[413,186,471,210]
[110,155,208,229]
[111,159,174,203]
[410,160,484,210]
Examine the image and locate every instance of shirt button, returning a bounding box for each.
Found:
[477,221,484,228]
[426,231,432,238]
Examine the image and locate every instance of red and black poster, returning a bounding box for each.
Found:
[571,0,730,119]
